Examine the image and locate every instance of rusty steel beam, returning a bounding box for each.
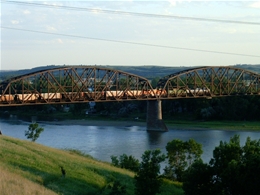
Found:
[0,66,157,106]
[1,66,260,106]
[157,66,260,99]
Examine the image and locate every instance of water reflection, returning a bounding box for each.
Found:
[147,132,163,145]
[1,119,260,164]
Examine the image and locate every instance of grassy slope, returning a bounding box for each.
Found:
[0,166,58,195]
[0,135,183,195]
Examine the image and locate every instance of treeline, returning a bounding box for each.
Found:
[110,135,260,195]
[1,95,260,122]
[1,64,260,81]
[162,95,260,121]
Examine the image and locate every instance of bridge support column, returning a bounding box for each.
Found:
[146,100,168,131]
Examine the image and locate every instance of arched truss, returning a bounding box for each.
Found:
[157,66,260,99]
[0,66,156,106]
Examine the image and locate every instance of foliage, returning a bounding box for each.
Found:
[134,149,166,195]
[111,155,120,166]
[111,154,140,172]
[70,103,89,114]
[4,96,260,128]
[25,123,44,142]
[182,160,214,195]
[165,138,202,181]
[183,135,260,195]
[151,77,160,88]
[108,180,126,195]
[163,96,260,122]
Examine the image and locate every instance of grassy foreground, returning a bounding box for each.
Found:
[0,135,183,195]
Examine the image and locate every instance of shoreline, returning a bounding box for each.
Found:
[2,117,259,131]
[39,119,260,131]
[40,119,147,127]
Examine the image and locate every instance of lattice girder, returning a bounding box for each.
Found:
[0,66,156,106]
[158,66,260,99]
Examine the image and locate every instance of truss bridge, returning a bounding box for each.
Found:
[1,66,260,131]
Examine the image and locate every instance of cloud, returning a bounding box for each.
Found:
[168,0,191,7]
[23,10,31,15]
[46,26,57,31]
[91,8,103,14]
[249,1,260,8]
[11,20,19,24]
[43,2,63,7]
[168,0,177,6]
[57,39,63,44]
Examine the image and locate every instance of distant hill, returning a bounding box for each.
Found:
[0,65,58,81]
[107,65,193,78]
[233,64,260,73]
[1,64,260,81]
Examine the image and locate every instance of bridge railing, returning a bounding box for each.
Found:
[1,66,260,106]
[157,66,260,99]
[0,66,158,106]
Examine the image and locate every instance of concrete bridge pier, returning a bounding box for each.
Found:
[146,100,168,131]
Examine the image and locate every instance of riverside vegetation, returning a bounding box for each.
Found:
[1,133,260,194]
[3,95,260,131]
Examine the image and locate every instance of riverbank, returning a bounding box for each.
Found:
[40,118,147,127]
[40,118,260,131]
[166,120,260,131]
[0,135,183,195]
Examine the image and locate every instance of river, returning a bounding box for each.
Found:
[1,118,260,164]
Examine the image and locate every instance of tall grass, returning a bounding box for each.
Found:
[0,135,183,195]
[0,166,58,195]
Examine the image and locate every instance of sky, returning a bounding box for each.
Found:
[1,0,260,70]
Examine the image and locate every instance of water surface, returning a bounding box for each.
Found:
[1,119,259,164]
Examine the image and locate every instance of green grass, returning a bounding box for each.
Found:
[0,135,183,195]
[165,120,260,131]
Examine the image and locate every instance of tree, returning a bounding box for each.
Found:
[205,135,244,195]
[111,154,140,172]
[25,123,44,142]
[165,138,202,181]
[151,77,160,88]
[111,155,120,167]
[183,160,214,195]
[108,180,126,195]
[134,149,165,195]
[183,135,260,195]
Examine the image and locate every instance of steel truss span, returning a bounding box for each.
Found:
[157,66,260,99]
[0,66,156,106]
[1,66,260,106]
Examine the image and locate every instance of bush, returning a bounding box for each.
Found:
[183,135,260,195]
[135,149,165,195]
[111,154,140,172]
[25,123,44,142]
[165,138,202,181]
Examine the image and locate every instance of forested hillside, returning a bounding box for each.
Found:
[1,64,260,81]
